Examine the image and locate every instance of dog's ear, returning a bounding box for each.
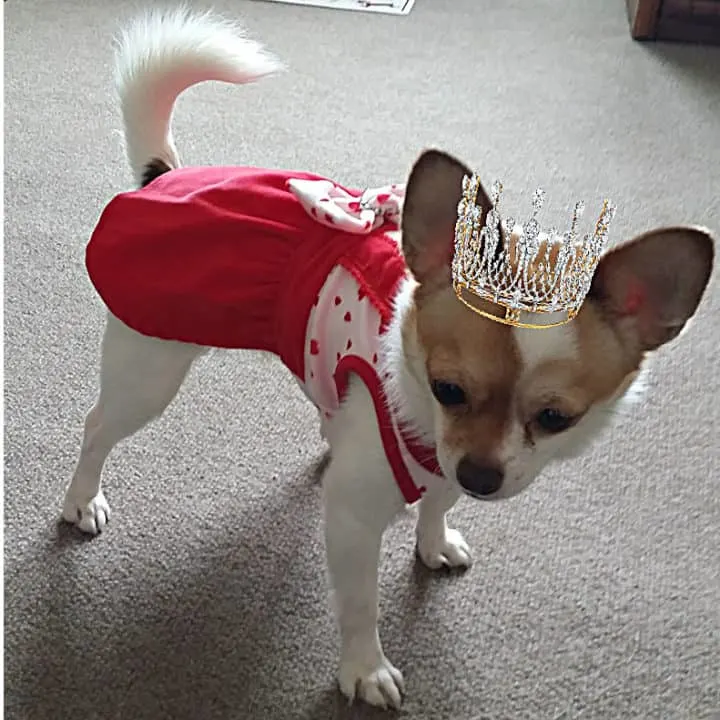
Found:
[589,226,714,353]
[402,149,492,285]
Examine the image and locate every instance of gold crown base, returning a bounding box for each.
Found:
[454,284,580,329]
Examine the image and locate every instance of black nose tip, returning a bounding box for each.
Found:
[456,457,504,497]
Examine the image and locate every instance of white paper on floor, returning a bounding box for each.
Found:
[256,0,415,15]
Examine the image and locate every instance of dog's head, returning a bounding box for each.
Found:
[401,149,714,500]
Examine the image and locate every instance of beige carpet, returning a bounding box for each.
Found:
[4,1,720,718]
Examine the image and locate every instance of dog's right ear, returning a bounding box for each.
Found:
[402,149,492,285]
[589,225,714,353]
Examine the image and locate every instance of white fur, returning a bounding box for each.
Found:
[489,322,580,495]
[513,321,578,369]
[380,277,435,443]
[64,8,633,709]
[114,7,283,184]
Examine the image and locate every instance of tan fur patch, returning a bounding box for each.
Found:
[517,299,641,425]
[414,284,520,463]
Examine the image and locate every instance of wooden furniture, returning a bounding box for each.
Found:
[626,0,720,44]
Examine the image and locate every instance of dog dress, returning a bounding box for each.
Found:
[86,166,442,502]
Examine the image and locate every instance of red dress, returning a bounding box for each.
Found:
[86,166,442,502]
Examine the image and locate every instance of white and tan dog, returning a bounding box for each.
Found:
[63,8,714,709]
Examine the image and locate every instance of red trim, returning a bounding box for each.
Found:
[334,355,442,504]
[401,430,442,476]
[333,248,443,502]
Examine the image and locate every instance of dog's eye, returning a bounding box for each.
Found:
[431,380,466,407]
[535,408,574,433]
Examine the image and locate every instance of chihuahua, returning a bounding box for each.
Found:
[63,8,714,709]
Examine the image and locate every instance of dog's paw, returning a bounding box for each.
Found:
[338,654,405,709]
[417,527,472,570]
[62,489,110,535]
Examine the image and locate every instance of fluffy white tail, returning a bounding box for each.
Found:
[114,7,283,186]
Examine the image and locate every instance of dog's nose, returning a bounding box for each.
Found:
[456,457,504,497]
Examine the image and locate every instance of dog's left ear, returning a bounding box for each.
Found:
[589,225,714,352]
[402,149,492,285]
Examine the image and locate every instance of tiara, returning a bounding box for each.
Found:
[451,174,616,329]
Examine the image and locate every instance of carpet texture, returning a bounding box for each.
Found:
[4,1,720,718]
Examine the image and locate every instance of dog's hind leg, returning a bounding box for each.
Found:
[62,313,203,534]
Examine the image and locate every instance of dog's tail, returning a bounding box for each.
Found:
[114,7,283,187]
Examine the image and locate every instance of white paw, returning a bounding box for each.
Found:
[338,654,405,709]
[417,527,472,570]
[62,489,110,535]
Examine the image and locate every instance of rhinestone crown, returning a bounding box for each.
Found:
[452,174,616,329]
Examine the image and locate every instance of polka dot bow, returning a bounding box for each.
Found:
[288,178,405,235]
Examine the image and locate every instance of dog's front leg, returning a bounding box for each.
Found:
[323,456,405,709]
[415,481,472,570]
